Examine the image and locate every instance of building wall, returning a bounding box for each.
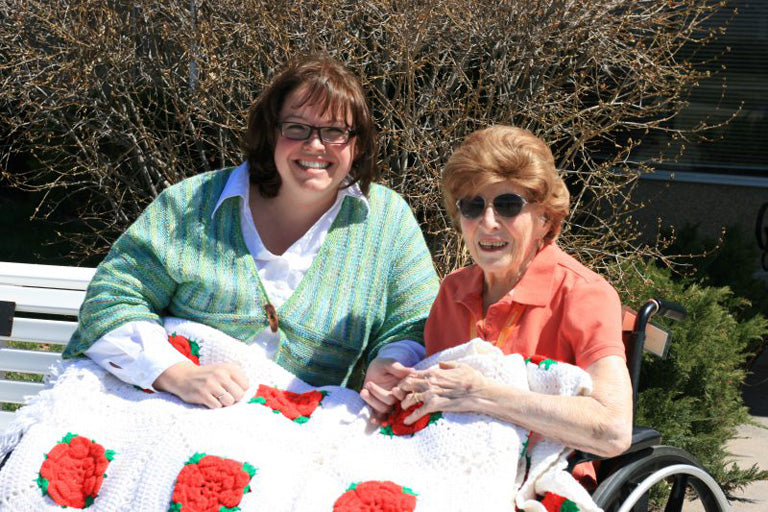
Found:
[630,173,768,278]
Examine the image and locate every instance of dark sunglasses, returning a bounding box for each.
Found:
[455,193,528,219]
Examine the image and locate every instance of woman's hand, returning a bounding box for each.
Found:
[153,361,249,409]
[360,357,414,422]
[393,361,487,424]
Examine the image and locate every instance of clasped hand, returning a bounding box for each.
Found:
[362,358,486,425]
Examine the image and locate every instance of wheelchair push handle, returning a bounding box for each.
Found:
[627,298,687,415]
[635,299,687,332]
[651,299,687,322]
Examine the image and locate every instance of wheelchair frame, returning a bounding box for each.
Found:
[585,299,732,512]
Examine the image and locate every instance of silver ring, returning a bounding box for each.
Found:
[216,392,226,400]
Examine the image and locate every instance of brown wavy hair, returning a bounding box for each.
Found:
[442,125,570,243]
[242,55,378,197]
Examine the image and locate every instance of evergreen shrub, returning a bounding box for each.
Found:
[618,259,768,492]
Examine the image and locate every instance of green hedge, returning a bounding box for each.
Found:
[618,259,768,492]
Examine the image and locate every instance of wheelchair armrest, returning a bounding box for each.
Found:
[567,426,662,470]
[627,426,662,453]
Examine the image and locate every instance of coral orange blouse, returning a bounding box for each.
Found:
[425,244,625,369]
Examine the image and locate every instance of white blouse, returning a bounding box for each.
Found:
[85,163,425,389]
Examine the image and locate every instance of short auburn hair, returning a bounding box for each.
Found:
[442,125,570,243]
[242,55,378,197]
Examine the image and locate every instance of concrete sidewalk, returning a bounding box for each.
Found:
[725,348,768,511]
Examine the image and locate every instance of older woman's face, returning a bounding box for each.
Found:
[459,181,550,285]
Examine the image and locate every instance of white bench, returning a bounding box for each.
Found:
[0,262,96,432]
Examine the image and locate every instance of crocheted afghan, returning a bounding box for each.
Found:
[0,318,602,512]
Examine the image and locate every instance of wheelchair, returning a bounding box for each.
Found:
[574,298,732,512]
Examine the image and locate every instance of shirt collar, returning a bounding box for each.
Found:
[512,243,558,306]
[453,243,559,312]
[211,161,369,218]
[452,264,486,316]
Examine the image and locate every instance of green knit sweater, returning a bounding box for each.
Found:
[64,168,439,387]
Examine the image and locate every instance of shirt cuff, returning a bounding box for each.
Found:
[84,320,188,390]
[376,340,425,367]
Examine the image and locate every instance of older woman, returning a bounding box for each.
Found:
[63,55,438,409]
[388,125,632,459]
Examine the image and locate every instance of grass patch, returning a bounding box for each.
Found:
[5,340,63,353]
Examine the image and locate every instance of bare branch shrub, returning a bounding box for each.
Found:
[0,0,729,278]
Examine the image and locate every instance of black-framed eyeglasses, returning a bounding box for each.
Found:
[455,193,529,219]
[278,122,355,144]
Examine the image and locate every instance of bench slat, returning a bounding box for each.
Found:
[0,317,78,345]
[0,348,61,374]
[0,262,95,290]
[0,380,46,404]
[0,284,85,316]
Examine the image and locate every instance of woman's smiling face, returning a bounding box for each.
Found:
[459,181,550,287]
[272,86,357,205]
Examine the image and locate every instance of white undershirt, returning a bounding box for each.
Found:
[85,163,425,389]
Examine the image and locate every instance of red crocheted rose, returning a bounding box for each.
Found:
[380,402,442,437]
[526,354,559,369]
[36,433,114,509]
[249,384,327,423]
[169,453,256,512]
[168,333,201,365]
[540,492,579,512]
[333,481,417,512]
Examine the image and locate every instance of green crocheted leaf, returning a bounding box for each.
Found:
[248,397,267,405]
[219,506,240,512]
[345,482,359,492]
[379,425,394,437]
[560,499,579,512]
[320,391,329,398]
[168,502,182,512]
[84,495,95,508]
[427,412,442,426]
[402,486,418,497]
[105,449,116,461]
[242,462,257,478]
[539,358,558,370]
[294,415,310,424]
[189,339,201,358]
[35,473,49,496]
[186,452,206,464]
[60,432,78,444]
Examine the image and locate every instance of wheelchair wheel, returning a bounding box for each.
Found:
[592,445,730,512]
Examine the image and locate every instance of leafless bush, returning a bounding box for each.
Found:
[0,0,730,278]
